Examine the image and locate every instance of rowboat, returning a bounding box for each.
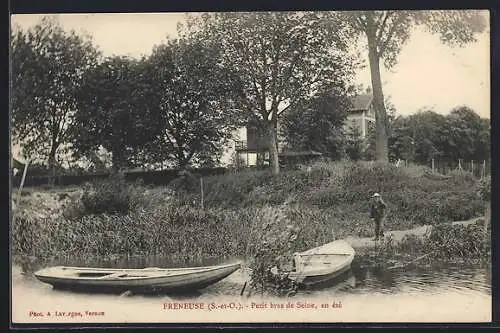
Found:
[271,239,355,288]
[34,261,242,294]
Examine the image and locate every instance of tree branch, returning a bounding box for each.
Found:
[356,16,367,30]
[378,13,408,56]
[375,11,393,45]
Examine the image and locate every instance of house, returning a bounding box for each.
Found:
[220,92,376,168]
[11,157,25,176]
[223,120,324,169]
[345,93,375,139]
[231,120,277,168]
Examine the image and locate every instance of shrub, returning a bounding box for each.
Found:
[425,223,490,260]
[63,173,145,218]
[477,175,491,201]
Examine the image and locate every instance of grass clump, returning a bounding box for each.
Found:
[63,173,146,218]
[364,220,490,269]
[12,205,252,271]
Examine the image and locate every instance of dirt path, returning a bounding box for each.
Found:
[344,216,484,250]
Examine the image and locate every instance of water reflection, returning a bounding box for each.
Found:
[14,254,491,299]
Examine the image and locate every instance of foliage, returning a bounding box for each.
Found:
[368,220,489,267]
[71,56,158,170]
[13,162,487,287]
[361,122,377,161]
[63,173,146,217]
[440,106,491,161]
[10,16,100,170]
[13,205,251,271]
[339,10,487,161]
[188,11,358,174]
[425,223,490,260]
[281,90,350,160]
[170,161,484,227]
[344,126,364,161]
[389,107,490,164]
[477,175,491,202]
[139,36,244,168]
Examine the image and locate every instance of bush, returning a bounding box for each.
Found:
[63,173,145,218]
[477,175,491,201]
[167,161,484,228]
[425,223,490,260]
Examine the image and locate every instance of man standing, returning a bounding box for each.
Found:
[370,193,387,241]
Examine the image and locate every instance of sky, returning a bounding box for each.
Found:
[11,12,490,119]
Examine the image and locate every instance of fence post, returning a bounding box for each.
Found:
[431,158,435,173]
[471,160,474,177]
[482,160,486,178]
[15,160,30,214]
[484,202,490,235]
[200,177,204,210]
[458,159,462,170]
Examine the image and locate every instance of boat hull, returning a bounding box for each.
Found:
[34,262,241,294]
[272,239,356,289]
[297,261,353,288]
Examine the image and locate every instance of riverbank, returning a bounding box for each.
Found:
[11,162,489,279]
[345,216,484,250]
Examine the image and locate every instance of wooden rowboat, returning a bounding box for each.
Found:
[271,239,355,288]
[34,261,242,294]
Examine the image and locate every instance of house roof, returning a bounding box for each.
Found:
[350,94,373,111]
[12,157,25,169]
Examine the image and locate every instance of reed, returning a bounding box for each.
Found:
[12,161,486,280]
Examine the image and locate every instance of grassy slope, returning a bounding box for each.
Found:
[11,161,485,269]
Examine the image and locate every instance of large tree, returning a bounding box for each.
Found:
[389,110,447,163]
[71,56,159,170]
[140,36,244,169]
[281,88,351,160]
[188,12,357,174]
[389,106,490,164]
[10,17,99,180]
[441,106,490,162]
[341,10,487,162]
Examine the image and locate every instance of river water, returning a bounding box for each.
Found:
[11,256,491,324]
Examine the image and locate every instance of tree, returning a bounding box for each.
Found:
[389,115,414,162]
[10,17,100,182]
[388,106,489,166]
[140,36,244,169]
[389,110,447,164]
[341,10,487,162]
[344,125,364,161]
[189,12,357,174]
[441,106,490,162]
[281,89,351,160]
[71,56,159,171]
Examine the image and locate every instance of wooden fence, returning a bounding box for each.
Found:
[396,158,490,178]
[11,167,228,188]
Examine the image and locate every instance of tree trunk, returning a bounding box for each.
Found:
[267,120,280,175]
[367,36,389,162]
[48,145,57,187]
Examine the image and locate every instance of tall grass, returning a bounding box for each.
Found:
[362,219,490,269]
[170,161,483,226]
[12,161,486,281]
[12,206,253,270]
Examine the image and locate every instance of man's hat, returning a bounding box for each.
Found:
[372,193,381,197]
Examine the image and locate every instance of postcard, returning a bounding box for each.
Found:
[10,10,491,326]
